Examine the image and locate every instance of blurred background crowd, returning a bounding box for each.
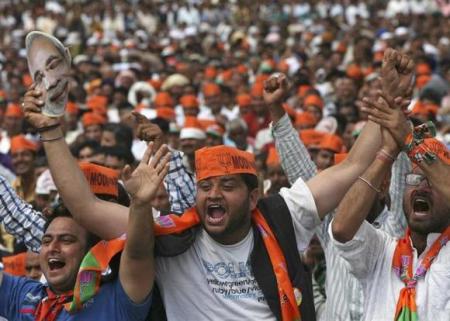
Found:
[0,0,450,290]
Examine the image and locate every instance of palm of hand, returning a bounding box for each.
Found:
[123,165,159,202]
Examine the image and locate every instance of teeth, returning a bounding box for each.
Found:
[48,258,61,263]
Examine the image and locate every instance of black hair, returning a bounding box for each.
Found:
[241,173,259,191]
[102,123,134,150]
[150,117,170,134]
[102,145,135,165]
[70,140,101,158]
[44,202,101,251]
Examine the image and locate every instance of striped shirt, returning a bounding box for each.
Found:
[272,114,410,321]
[0,150,196,252]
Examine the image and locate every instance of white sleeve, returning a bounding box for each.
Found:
[279,177,320,252]
[328,220,389,279]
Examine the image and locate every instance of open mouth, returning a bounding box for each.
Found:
[206,204,226,225]
[48,258,66,271]
[412,193,432,217]
[49,81,69,102]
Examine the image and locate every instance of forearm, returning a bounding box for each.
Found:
[119,200,155,303]
[273,113,317,183]
[332,156,392,243]
[0,176,45,252]
[306,121,382,217]
[41,126,128,239]
[268,102,286,124]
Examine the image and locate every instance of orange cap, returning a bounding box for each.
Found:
[411,101,438,117]
[148,78,162,91]
[66,101,79,115]
[299,129,326,148]
[334,152,348,164]
[219,69,233,82]
[206,123,225,137]
[297,85,312,98]
[82,112,106,127]
[10,135,37,154]
[5,103,24,118]
[22,74,33,87]
[416,63,431,76]
[374,51,384,63]
[195,145,256,181]
[235,64,248,75]
[154,92,174,108]
[266,147,280,167]
[295,112,317,127]
[204,66,217,80]
[86,95,108,114]
[304,94,324,110]
[251,82,264,98]
[180,95,199,109]
[346,64,363,80]
[2,252,26,276]
[277,60,289,73]
[415,75,431,89]
[283,103,296,119]
[184,116,202,128]
[236,94,252,108]
[79,162,119,197]
[319,134,344,153]
[156,107,176,121]
[203,83,221,97]
[254,74,269,84]
[422,138,450,164]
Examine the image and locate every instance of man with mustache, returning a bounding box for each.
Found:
[331,91,450,320]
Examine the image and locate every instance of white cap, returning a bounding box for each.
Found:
[180,128,206,140]
[35,169,57,195]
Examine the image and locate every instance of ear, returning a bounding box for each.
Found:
[248,188,260,211]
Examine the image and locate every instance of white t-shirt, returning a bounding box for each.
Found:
[155,177,319,321]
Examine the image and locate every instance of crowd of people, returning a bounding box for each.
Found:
[0,1,449,321]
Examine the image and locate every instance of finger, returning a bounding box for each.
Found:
[362,107,391,121]
[158,163,170,180]
[132,111,149,124]
[404,58,415,74]
[23,96,45,107]
[361,97,391,113]
[376,92,395,111]
[122,165,132,182]
[28,83,37,91]
[24,88,43,98]
[23,105,42,114]
[150,144,169,168]
[367,115,394,128]
[398,55,409,73]
[141,142,154,165]
[155,152,172,174]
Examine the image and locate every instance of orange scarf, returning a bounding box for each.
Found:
[392,226,450,321]
[34,289,73,321]
[154,207,301,321]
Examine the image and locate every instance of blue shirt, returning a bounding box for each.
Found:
[0,274,152,320]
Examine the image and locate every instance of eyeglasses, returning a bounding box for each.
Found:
[405,173,429,186]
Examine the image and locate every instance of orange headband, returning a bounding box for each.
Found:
[79,162,119,197]
[195,145,257,181]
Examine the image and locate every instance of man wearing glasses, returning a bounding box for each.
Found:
[330,88,450,320]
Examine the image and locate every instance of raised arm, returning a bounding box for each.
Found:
[23,88,129,240]
[119,143,170,303]
[264,74,317,183]
[0,175,45,252]
[133,112,196,213]
[332,124,399,242]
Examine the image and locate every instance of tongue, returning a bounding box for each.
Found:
[210,208,225,218]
